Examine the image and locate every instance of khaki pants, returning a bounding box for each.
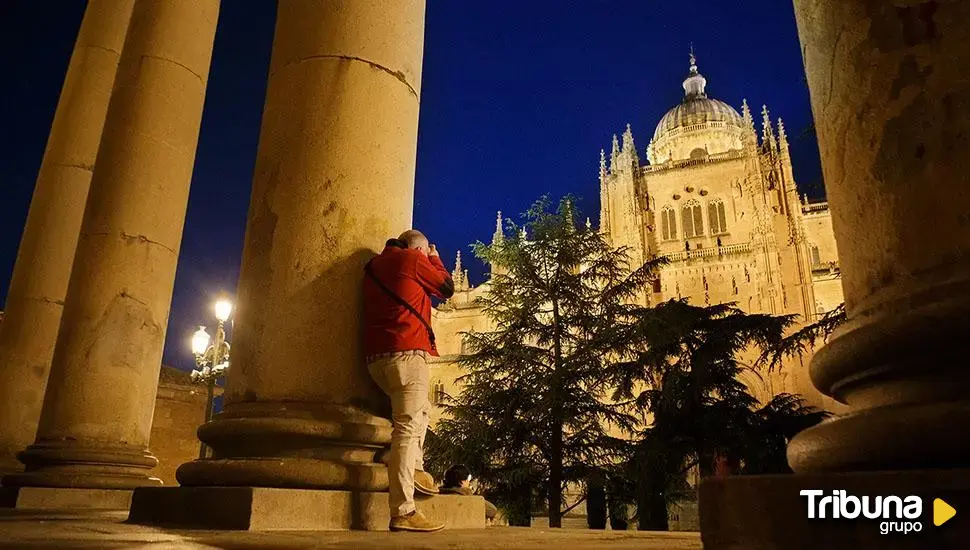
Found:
[367,350,431,517]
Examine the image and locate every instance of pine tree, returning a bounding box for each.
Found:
[432,196,662,528]
[611,300,830,529]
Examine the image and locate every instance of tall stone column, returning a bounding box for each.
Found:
[174,0,425,491]
[0,0,134,477]
[2,0,220,491]
[699,2,970,548]
[786,0,970,473]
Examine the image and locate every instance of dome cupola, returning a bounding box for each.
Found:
[647,52,746,165]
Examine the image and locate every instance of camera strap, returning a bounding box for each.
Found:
[365,259,437,352]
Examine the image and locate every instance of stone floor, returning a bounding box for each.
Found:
[0,509,702,549]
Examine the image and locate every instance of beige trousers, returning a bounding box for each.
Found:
[367,350,431,517]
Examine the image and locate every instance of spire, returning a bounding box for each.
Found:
[610,134,620,171]
[622,123,635,152]
[492,211,504,244]
[761,104,777,152]
[564,198,575,231]
[777,117,789,156]
[741,99,757,150]
[599,149,607,182]
[451,251,467,291]
[683,48,708,98]
[463,269,469,288]
[742,99,754,129]
[585,217,592,230]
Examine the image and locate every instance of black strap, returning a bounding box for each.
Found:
[365,260,437,351]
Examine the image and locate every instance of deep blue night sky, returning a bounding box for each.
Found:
[0,1,823,372]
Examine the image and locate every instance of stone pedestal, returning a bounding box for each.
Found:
[700,470,970,549]
[0,487,132,511]
[128,487,484,531]
[0,0,134,478]
[1,0,220,491]
[173,0,426,495]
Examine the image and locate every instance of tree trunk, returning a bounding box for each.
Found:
[587,473,607,529]
[636,473,669,531]
[548,298,564,528]
[548,418,563,527]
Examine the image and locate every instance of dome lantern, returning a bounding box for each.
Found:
[683,50,708,99]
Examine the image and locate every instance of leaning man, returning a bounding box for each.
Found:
[363,230,454,532]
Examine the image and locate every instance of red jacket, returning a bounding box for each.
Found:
[363,239,455,357]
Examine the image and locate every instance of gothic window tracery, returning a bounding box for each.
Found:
[810,245,821,268]
[430,379,445,405]
[682,199,703,238]
[660,205,677,240]
[708,198,728,235]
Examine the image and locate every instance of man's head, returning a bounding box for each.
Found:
[398,229,430,255]
[443,464,472,489]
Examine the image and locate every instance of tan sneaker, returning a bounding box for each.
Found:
[390,510,445,532]
[414,470,439,496]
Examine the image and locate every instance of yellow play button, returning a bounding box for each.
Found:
[934,498,956,526]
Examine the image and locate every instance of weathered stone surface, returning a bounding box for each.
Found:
[2,0,220,490]
[700,469,970,549]
[178,0,425,489]
[787,0,970,472]
[0,487,132,511]
[128,487,484,531]
[148,366,217,485]
[0,0,135,478]
[0,508,703,549]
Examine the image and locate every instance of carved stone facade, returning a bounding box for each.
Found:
[431,55,846,412]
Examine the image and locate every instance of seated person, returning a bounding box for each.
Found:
[439,464,498,523]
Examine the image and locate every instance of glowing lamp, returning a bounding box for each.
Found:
[214,298,233,323]
[191,326,211,356]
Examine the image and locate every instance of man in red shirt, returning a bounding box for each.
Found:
[363,229,454,532]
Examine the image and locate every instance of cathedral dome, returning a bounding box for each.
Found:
[652,97,744,144]
[647,53,746,165]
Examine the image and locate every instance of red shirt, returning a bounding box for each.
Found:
[363,241,455,357]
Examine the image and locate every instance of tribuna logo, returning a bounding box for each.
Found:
[800,490,923,534]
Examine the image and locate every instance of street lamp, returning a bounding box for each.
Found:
[190,297,232,459]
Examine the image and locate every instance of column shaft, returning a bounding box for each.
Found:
[3,0,221,489]
[0,0,134,476]
[176,0,426,490]
[788,0,970,471]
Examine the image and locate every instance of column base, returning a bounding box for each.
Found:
[699,468,970,549]
[0,455,24,481]
[0,486,133,510]
[3,440,161,490]
[127,486,486,531]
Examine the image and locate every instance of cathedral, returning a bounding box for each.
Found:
[429,54,846,422]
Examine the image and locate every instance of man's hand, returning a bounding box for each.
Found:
[429,244,439,258]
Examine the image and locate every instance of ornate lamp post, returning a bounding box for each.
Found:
[189,297,232,458]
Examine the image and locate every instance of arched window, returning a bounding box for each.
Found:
[682,199,703,238]
[708,199,728,235]
[660,205,677,240]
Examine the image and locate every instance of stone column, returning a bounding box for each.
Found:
[2,0,220,490]
[175,0,425,490]
[786,1,970,471]
[0,0,134,477]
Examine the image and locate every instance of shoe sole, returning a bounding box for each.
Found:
[390,524,446,532]
[414,483,439,496]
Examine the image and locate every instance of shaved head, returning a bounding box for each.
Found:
[398,229,429,250]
